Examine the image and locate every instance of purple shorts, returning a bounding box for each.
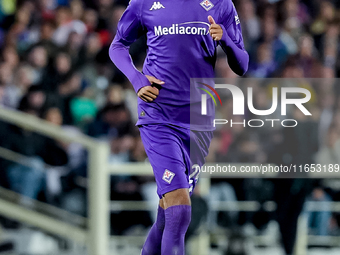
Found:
[139,124,213,199]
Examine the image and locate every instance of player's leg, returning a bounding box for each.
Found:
[139,125,210,255]
[161,188,191,255]
[141,199,165,255]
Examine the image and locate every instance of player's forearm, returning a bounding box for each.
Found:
[219,25,249,76]
[109,41,149,93]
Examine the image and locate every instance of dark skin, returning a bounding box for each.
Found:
[159,188,191,209]
[137,75,163,102]
[208,15,223,41]
[138,16,222,208]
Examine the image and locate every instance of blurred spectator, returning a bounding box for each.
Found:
[52,6,86,46]
[43,51,72,91]
[1,45,19,69]
[0,62,13,87]
[109,135,134,163]
[309,125,340,236]
[321,20,339,69]
[316,124,340,167]
[70,0,84,21]
[69,86,97,128]
[237,0,260,49]
[249,14,289,70]
[248,43,277,78]
[87,103,134,139]
[306,186,332,236]
[287,35,321,77]
[5,102,68,203]
[32,20,58,59]
[310,1,336,42]
[27,45,49,84]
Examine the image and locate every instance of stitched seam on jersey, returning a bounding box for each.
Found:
[218,0,223,26]
[139,0,145,30]
[220,0,235,30]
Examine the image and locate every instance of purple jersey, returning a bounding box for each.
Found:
[109,0,248,130]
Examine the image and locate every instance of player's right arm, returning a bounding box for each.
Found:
[212,0,249,76]
[109,0,163,102]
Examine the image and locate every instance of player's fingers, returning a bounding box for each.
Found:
[145,75,165,85]
[144,86,159,96]
[144,90,157,99]
[210,26,221,32]
[140,94,151,102]
[209,24,220,30]
[142,94,154,102]
[149,87,159,96]
[210,29,222,34]
[210,30,222,39]
[209,33,219,40]
[210,32,222,38]
[208,15,216,25]
[152,78,165,85]
[210,29,222,36]
[138,89,151,102]
[210,34,221,40]
[139,89,155,101]
[139,95,148,102]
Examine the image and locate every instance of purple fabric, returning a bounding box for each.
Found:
[109,45,150,94]
[109,0,248,131]
[142,205,165,255]
[139,124,213,199]
[217,0,249,76]
[219,23,249,76]
[161,205,191,255]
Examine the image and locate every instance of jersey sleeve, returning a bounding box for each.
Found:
[109,0,150,93]
[218,0,249,76]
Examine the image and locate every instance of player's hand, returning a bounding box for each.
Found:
[137,75,164,102]
[208,15,223,41]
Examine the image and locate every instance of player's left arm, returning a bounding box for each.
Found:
[208,1,249,76]
[109,0,163,102]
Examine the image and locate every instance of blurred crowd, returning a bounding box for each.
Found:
[0,0,339,253]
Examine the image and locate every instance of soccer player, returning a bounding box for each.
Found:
[109,0,248,254]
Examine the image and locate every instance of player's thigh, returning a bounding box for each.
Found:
[190,130,213,166]
[162,188,191,209]
[139,125,190,199]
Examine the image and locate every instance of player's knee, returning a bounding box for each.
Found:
[159,198,165,209]
[164,205,191,235]
[163,188,191,208]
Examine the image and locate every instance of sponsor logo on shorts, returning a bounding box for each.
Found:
[162,169,175,184]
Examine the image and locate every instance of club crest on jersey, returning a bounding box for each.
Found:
[162,169,175,184]
[200,0,214,11]
[150,1,165,10]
